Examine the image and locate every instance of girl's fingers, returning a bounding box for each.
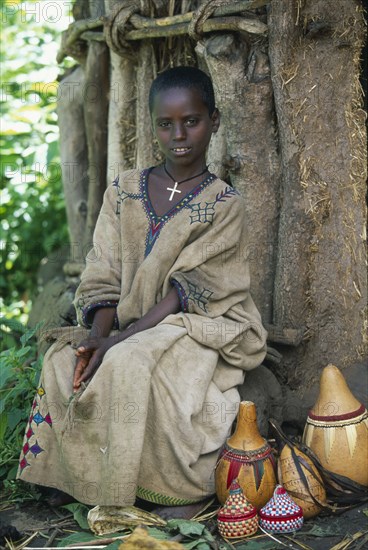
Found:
[73,355,90,390]
[75,346,93,356]
[74,351,101,388]
[75,339,99,356]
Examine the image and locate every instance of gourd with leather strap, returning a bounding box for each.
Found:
[269,419,326,519]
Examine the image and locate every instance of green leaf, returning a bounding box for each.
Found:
[0,365,13,389]
[7,463,19,480]
[147,527,171,540]
[62,503,91,530]
[0,412,7,441]
[7,408,23,431]
[12,345,32,357]
[20,326,38,345]
[46,139,59,164]
[0,387,18,414]
[57,532,96,547]
[57,531,125,547]
[184,539,211,550]
[166,519,206,537]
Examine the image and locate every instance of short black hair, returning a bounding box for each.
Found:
[149,66,216,116]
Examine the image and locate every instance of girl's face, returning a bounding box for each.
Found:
[151,87,220,172]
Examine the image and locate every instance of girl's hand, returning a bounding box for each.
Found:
[73,336,116,392]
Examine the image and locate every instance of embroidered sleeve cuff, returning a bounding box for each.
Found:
[171,272,214,315]
[171,279,189,313]
[81,300,119,329]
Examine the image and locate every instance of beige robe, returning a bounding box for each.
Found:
[17,168,267,506]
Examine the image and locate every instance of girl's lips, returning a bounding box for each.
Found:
[170,147,192,156]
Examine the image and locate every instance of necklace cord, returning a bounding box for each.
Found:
[164,164,208,185]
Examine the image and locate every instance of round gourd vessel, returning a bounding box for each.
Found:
[215,401,277,509]
[303,364,368,486]
[270,419,326,519]
[277,443,326,519]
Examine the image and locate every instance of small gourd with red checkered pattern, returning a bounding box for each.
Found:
[259,485,304,533]
[217,478,258,539]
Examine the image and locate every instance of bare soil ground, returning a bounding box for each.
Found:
[0,497,367,549]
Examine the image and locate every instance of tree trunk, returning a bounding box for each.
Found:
[268,0,367,389]
[135,41,156,168]
[107,54,136,177]
[198,33,280,324]
[57,66,89,270]
[83,0,109,248]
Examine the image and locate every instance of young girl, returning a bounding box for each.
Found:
[17,67,267,514]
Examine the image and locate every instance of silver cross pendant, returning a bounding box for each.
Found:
[167,181,182,201]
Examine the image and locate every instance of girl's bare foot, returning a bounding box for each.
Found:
[45,488,76,507]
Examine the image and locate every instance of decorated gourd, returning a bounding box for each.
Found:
[215,401,277,509]
[303,364,368,486]
[269,419,326,519]
[259,485,303,533]
[217,479,258,539]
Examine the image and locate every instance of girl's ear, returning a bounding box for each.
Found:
[211,108,220,133]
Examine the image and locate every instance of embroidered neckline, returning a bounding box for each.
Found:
[142,166,217,221]
[140,167,217,256]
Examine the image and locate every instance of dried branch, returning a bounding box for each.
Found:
[130,0,269,28]
[121,16,268,40]
[57,18,104,63]
[57,0,269,62]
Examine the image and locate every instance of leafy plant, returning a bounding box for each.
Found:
[62,503,91,530]
[57,519,228,549]
[0,0,71,305]
[0,322,43,487]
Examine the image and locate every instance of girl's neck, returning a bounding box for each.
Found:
[163,161,208,182]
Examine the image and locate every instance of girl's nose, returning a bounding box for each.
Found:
[173,123,186,140]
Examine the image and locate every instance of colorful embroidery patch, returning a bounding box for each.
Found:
[19,457,29,470]
[188,186,239,224]
[171,280,189,312]
[137,486,202,506]
[29,441,44,457]
[187,283,213,312]
[32,411,44,425]
[187,202,216,224]
[18,385,52,473]
[26,427,34,439]
[44,413,52,426]
[113,175,143,215]
[215,186,240,202]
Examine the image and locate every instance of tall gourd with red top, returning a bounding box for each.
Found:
[215,401,277,509]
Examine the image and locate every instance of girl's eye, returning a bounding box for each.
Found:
[158,121,171,128]
[185,119,198,127]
